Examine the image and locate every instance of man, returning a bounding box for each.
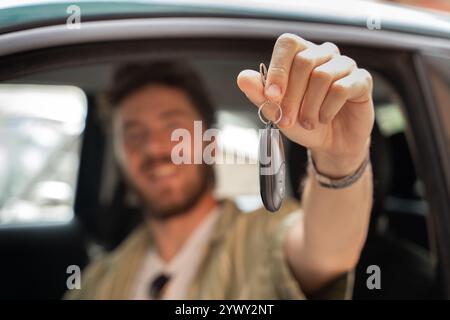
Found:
[66,34,374,299]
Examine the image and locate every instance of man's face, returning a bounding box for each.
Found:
[115,84,210,220]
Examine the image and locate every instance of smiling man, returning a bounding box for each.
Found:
[66,34,374,300]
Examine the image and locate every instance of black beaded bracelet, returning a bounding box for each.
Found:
[307,149,370,189]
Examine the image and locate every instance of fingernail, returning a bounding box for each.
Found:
[266,84,281,98]
[301,120,314,130]
[279,116,290,127]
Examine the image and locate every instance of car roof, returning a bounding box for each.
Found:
[0,0,449,38]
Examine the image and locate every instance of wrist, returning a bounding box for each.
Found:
[309,139,371,178]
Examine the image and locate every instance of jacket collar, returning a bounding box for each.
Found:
[101,198,240,299]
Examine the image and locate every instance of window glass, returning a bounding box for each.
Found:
[0,84,87,225]
[423,53,450,153]
[213,110,263,212]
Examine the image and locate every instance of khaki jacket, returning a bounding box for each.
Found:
[65,198,353,300]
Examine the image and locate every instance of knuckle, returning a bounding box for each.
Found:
[294,51,315,69]
[331,82,348,96]
[360,68,373,82]
[351,68,373,91]
[276,33,300,49]
[311,68,332,83]
[339,55,356,67]
[360,68,373,91]
[321,41,340,54]
[269,66,289,80]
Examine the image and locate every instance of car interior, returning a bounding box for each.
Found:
[0,38,440,299]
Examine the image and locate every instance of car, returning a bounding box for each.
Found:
[0,0,449,300]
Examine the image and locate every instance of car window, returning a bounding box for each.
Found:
[374,72,430,243]
[351,71,436,299]
[0,84,87,225]
[214,109,263,212]
[422,53,450,153]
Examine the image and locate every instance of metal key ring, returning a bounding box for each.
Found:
[258,101,283,125]
[260,63,268,87]
[258,63,283,125]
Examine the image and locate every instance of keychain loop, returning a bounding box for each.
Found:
[259,63,268,87]
[258,101,283,125]
[258,63,282,125]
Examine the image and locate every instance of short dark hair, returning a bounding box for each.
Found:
[106,60,216,129]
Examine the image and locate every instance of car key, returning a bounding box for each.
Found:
[259,120,286,212]
[257,63,286,212]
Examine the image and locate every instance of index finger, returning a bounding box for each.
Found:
[265,33,312,102]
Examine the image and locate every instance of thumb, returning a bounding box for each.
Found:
[237,69,279,122]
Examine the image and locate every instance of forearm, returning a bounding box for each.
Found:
[297,142,373,282]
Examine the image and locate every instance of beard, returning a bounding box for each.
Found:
[147,165,211,221]
[124,156,215,221]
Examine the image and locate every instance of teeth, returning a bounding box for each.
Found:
[152,164,177,178]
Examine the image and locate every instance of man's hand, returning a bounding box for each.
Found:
[237,33,374,177]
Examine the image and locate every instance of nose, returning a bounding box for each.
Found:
[142,129,172,158]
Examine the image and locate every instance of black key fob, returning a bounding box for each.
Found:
[259,121,286,212]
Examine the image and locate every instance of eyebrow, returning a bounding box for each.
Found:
[122,108,191,130]
[158,109,191,119]
[123,121,144,131]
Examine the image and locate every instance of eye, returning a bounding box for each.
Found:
[124,129,147,147]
